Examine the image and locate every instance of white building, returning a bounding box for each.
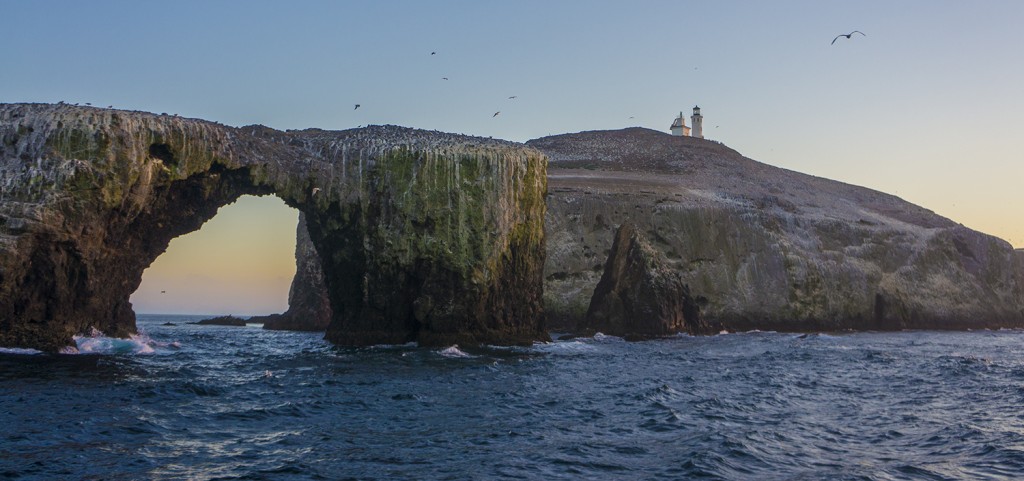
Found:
[670,112,690,137]
[670,106,704,138]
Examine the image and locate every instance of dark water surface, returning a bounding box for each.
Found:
[4,315,1024,480]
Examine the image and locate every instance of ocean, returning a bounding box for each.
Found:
[3,314,1024,480]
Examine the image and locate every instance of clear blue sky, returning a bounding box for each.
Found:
[3,1,1022,314]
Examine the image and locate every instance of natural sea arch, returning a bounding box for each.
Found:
[131,195,299,317]
[0,104,548,351]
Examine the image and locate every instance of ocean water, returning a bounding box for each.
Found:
[3,315,1024,480]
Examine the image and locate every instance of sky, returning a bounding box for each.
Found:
[2,1,1022,315]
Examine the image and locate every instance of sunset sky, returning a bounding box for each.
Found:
[2,1,1021,315]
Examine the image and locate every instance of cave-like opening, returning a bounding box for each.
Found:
[130,195,299,318]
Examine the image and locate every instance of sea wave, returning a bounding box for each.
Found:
[438,345,473,358]
[64,328,179,355]
[0,347,43,355]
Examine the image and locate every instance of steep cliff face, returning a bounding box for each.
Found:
[250,213,332,331]
[0,103,547,351]
[532,128,1024,331]
[585,222,710,337]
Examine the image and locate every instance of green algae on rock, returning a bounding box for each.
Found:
[0,103,548,351]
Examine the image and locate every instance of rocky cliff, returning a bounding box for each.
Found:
[585,221,710,338]
[0,103,547,351]
[532,128,1024,332]
[249,212,332,331]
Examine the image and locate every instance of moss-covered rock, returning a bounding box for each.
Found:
[0,103,548,351]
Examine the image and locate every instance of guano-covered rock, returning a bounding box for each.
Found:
[0,103,548,351]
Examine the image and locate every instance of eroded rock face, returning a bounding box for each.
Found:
[0,103,547,351]
[250,213,332,331]
[585,222,710,338]
[533,128,1024,332]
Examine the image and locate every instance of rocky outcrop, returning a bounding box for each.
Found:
[585,222,710,338]
[532,128,1024,332]
[193,315,247,326]
[250,213,332,331]
[0,103,547,351]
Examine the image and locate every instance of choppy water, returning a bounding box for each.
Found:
[4,315,1024,480]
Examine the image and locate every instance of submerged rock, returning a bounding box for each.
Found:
[0,103,547,351]
[584,222,710,338]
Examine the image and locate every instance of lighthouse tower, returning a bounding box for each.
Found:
[670,112,690,136]
[691,106,703,139]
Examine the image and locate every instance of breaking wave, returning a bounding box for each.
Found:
[64,328,180,355]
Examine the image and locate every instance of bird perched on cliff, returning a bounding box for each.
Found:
[312,187,321,196]
[354,104,360,110]
[493,111,500,117]
[831,31,865,44]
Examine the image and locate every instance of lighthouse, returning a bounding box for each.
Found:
[691,106,703,139]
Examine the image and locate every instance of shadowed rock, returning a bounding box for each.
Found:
[585,222,710,338]
[193,315,247,327]
[0,103,547,351]
[249,213,332,332]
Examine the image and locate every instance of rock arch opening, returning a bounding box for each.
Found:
[131,195,299,317]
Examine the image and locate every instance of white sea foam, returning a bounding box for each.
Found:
[0,347,43,355]
[536,340,596,353]
[592,332,624,342]
[67,328,174,355]
[439,345,472,358]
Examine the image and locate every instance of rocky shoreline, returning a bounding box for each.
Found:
[0,105,1021,350]
[0,103,547,351]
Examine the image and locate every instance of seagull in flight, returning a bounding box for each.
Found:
[508,96,517,99]
[442,77,448,80]
[431,51,436,55]
[831,31,865,45]
[354,104,361,110]
[492,111,500,117]
[160,290,166,294]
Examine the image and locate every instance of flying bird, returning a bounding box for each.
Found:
[442,77,448,80]
[354,104,360,110]
[160,290,166,294]
[831,31,865,45]
[508,96,517,99]
[493,111,500,117]
[431,51,436,55]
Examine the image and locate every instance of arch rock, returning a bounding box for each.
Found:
[0,104,547,351]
